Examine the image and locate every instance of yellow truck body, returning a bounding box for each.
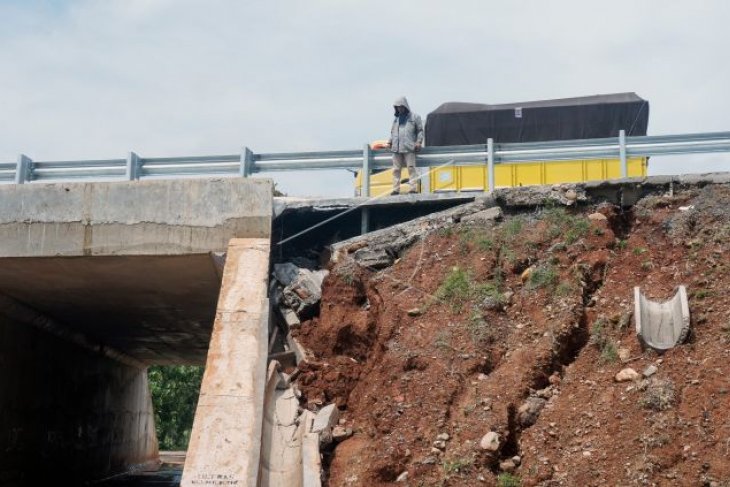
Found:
[355,157,647,197]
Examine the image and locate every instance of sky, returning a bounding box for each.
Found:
[1,0,729,197]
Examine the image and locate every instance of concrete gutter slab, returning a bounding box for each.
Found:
[634,286,691,351]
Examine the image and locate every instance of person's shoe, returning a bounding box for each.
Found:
[390,190,399,196]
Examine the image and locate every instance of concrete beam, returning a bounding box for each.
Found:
[0,178,272,258]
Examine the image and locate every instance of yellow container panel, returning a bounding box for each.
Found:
[495,164,513,188]
[357,157,647,194]
[457,166,486,191]
[431,167,458,192]
[585,159,606,181]
[544,161,585,184]
[627,158,645,177]
[513,163,544,187]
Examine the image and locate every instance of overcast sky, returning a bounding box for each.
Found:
[2,0,729,197]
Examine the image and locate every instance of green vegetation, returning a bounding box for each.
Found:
[148,365,204,450]
[542,207,589,244]
[632,247,648,255]
[443,456,473,475]
[434,330,453,350]
[504,217,525,238]
[589,318,618,364]
[527,264,558,290]
[437,267,504,313]
[497,472,521,487]
[640,379,676,411]
[466,308,496,346]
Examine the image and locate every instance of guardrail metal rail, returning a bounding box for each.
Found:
[3,130,730,195]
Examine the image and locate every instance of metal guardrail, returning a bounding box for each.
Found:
[3,130,730,195]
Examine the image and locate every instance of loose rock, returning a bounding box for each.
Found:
[499,460,516,472]
[615,368,640,382]
[518,397,547,427]
[480,432,500,451]
[642,364,658,378]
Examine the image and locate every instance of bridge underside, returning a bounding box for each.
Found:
[0,178,272,485]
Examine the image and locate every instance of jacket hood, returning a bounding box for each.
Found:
[393,96,411,114]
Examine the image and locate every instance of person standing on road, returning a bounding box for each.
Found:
[387,96,424,195]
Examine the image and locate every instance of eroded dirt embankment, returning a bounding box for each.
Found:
[293,185,730,487]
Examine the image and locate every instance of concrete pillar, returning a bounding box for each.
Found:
[182,238,271,487]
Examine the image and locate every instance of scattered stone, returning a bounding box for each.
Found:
[548,372,561,386]
[588,212,608,221]
[618,347,631,363]
[565,189,578,202]
[481,295,504,311]
[431,447,443,455]
[407,308,423,317]
[583,450,592,457]
[642,365,658,378]
[422,456,438,465]
[520,267,534,283]
[615,368,640,382]
[480,432,500,451]
[499,460,516,472]
[436,433,450,441]
[512,455,522,465]
[396,471,408,482]
[502,291,514,305]
[332,426,352,442]
[535,387,553,399]
[433,440,446,450]
[518,397,547,427]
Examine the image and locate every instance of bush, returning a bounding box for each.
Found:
[148,365,205,450]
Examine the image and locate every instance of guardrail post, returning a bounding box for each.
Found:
[362,144,371,198]
[126,152,140,180]
[15,154,32,184]
[619,129,627,178]
[487,138,495,193]
[361,143,371,234]
[240,147,254,177]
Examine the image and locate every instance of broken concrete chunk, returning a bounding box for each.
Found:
[279,306,301,329]
[282,268,329,318]
[312,404,340,434]
[461,206,503,224]
[273,262,301,286]
[352,248,393,269]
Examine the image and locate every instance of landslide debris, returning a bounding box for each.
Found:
[289,184,730,486]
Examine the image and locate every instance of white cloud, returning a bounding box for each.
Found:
[1,0,729,196]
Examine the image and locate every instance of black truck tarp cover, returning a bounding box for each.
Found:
[425,92,649,146]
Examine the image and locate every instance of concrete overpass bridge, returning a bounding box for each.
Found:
[0,176,476,486]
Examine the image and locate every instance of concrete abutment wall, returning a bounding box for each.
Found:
[0,295,158,485]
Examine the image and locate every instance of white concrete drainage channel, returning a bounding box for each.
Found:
[634,285,691,351]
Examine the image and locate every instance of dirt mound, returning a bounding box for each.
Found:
[293,185,730,486]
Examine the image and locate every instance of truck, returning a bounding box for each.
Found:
[355,92,649,196]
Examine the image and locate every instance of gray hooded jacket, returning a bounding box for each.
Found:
[389,96,424,153]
